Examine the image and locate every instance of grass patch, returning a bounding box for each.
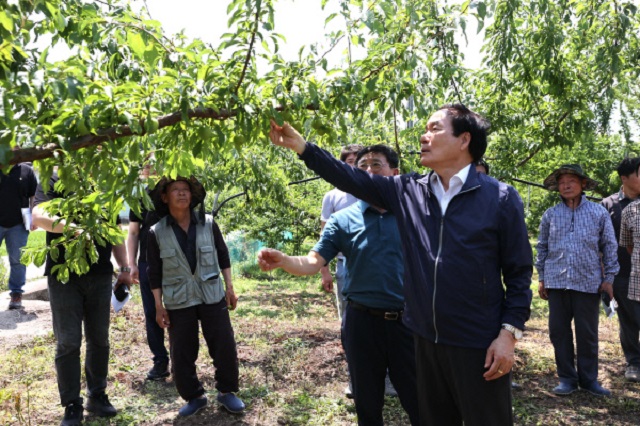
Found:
[1,274,639,425]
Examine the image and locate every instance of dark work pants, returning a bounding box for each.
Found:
[168,298,239,401]
[341,303,419,426]
[414,335,512,426]
[548,289,600,387]
[48,274,112,406]
[138,261,168,364]
[613,276,640,367]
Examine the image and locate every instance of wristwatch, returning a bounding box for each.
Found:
[119,266,131,273]
[501,323,523,340]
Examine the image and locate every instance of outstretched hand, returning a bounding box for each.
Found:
[269,120,307,154]
[257,248,286,271]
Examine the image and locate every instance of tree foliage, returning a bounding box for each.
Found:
[0,0,638,277]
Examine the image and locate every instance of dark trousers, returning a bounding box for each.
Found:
[613,276,640,367]
[168,299,239,401]
[414,335,512,426]
[138,261,168,364]
[48,274,112,406]
[341,303,419,426]
[548,289,600,386]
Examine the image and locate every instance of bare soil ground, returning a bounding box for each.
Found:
[0,277,639,425]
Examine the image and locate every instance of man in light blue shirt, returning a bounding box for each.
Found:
[536,164,619,397]
[258,145,418,426]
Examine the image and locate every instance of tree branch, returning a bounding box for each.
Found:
[516,143,543,168]
[8,103,320,165]
[319,35,344,62]
[516,109,571,167]
[392,102,401,167]
[8,107,235,165]
[234,0,262,95]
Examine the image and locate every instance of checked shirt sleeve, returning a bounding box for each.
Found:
[535,210,551,282]
[599,209,620,283]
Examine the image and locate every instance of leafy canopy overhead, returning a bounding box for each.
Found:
[0,0,638,277]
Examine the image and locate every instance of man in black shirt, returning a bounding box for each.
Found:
[33,172,131,426]
[0,162,37,309]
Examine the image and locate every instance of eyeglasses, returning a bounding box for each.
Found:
[357,161,388,171]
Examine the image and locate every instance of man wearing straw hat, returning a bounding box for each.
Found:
[147,176,245,417]
[536,164,619,397]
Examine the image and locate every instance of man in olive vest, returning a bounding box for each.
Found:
[147,176,244,417]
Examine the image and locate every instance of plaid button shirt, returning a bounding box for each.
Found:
[536,195,619,293]
[620,200,640,301]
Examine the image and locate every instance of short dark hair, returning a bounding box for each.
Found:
[616,157,640,178]
[475,159,490,175]
[355,144,399,169]
[340,144,364,162]
[438,103,490,162]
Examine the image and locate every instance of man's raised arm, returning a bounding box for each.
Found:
[268,120,396,211]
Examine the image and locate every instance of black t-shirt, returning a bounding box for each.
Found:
[34,172,115,277]
[0,163,38,227]
[129,196,160,264]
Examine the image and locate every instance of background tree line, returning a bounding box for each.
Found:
[0,0,638,277]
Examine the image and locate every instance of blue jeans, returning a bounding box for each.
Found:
[0,224,29,294]
[138,261,168,364]
[48,274,112,406]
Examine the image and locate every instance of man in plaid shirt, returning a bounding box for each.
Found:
[536,164,619,397]
[618,191,640,381]
[603,157,640,382]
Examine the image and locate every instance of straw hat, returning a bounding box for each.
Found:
[542,164,598,191]
[150,176,206,216]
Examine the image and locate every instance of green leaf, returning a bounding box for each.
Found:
[477,2,487,19]
[0,11,14,31]
[143,46,160,69]
[127,32,146,59]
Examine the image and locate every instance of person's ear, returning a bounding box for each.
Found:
[459,132,471,152]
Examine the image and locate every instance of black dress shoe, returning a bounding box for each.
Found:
[147,360,170,381]
[60,403,83,426]
[86,394,117,417]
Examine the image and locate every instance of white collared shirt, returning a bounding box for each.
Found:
[429,164,472,215]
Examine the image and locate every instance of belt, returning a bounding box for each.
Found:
[348,301,403,321]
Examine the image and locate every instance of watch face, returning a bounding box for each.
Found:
[515,329,523,340]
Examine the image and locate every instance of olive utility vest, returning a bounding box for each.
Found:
[153,214,223,310]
